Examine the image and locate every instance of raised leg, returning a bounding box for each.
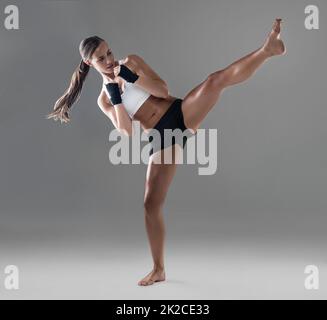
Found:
[181,18,286,132]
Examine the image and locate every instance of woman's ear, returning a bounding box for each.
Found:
[84,59,92,66]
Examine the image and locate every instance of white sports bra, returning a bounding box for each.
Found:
[103,60,151,118]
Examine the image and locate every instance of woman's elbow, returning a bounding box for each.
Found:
[118,126,133,137]
[154,82,169,98]
[161,83,169,98]
[161,91,169,99]
[118,128,130,137]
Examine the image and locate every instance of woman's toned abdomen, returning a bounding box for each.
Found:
[132,95,178,132]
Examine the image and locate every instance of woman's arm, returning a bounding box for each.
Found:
[97,93,133,136]
[127,54,169,98]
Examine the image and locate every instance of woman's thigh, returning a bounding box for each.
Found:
[181,72,226,132]
[144,146,181,208]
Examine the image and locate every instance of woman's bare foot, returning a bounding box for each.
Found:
[138,268,166,286]
[262,18,286,57]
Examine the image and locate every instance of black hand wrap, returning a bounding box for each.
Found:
[105,82,122,105]
[118,64,139,83]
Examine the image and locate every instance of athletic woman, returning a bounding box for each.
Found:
[47,18,286,286]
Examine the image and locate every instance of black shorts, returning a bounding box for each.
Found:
[147,98,194,156]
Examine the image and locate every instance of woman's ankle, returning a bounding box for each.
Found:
[153,265,165,272]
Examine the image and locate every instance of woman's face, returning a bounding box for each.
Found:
[85,41,115,75]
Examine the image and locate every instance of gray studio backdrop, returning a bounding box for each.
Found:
[0,0,326,299]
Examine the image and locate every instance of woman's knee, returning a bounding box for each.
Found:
[143,193,165,215]
[206,69,228,90]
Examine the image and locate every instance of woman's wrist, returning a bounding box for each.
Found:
[118,64,139,83]
[104,82,122,105]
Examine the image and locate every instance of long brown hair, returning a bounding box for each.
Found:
[46,36,104,123]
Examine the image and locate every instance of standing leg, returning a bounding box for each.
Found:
[181,18,286,132]
[138,146,179,286]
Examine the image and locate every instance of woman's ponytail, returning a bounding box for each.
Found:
[46,59,90,123]
[47,36,104,123]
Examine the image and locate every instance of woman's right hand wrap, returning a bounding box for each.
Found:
[105,82,122,105]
